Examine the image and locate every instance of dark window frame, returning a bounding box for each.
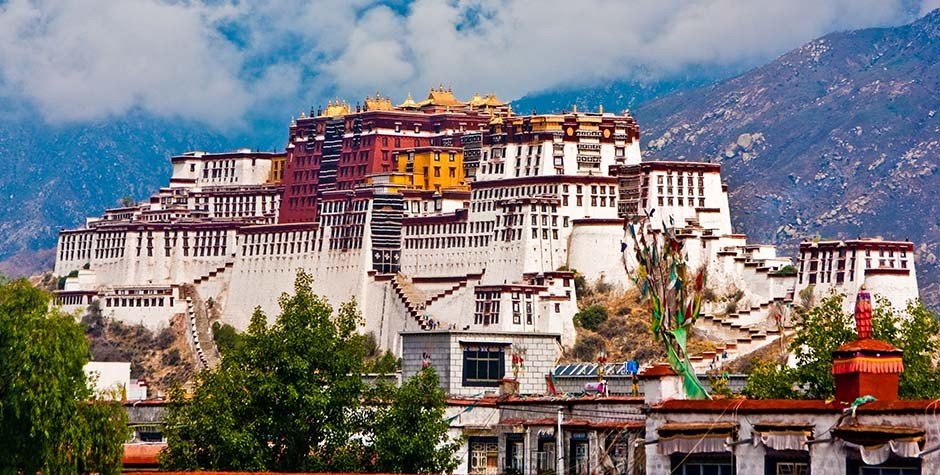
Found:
[462,344,506,387]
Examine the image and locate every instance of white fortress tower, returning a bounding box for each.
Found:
[795,238,919,313]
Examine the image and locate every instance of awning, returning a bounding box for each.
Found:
[657,422,736,455]
[752,423,814,451]
[833,424,925,465]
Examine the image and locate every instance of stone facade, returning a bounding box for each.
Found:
[401,330,561,397]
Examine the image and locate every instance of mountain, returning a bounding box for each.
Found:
[0,112,281,277]
[511,73,726,115]
[635,9,940,307]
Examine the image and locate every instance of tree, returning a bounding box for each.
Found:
[162,271,369,471]
[0,279,127,474]
[788,294,857,399]
[574,304,608,331]
[741,361,797,399]
[372,368,461,474]
[743,294,940,400]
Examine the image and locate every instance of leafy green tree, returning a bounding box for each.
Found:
[574,304,608,331]
[162,271,368,471]
[788,294,857,399]
[743,294,940,400]
[372,368,461,474]
[0,279,127,474]
[210,321,245,356]
[876,300,940,399]
[741,361,797,399]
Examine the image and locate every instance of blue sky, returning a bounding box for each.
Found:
[0,0,936,133]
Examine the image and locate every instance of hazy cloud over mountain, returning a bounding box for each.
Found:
[0,0,933,128]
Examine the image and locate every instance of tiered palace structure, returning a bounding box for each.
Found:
[53,87,920,366]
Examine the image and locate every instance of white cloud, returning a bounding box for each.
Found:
[0,0,254,125]
[0,0,929,127]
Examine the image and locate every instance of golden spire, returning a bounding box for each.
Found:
[398,92,418,109]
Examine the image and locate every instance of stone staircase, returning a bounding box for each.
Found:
[690,296,795,373]
[179,284,221,369]
[390,274,430,329]
[193,261,234,285]
[423,272,483,307]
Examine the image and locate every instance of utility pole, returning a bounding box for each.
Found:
[556,407,565,475]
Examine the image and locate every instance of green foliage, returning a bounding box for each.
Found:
[558,266,590,298]
[368,350,401,374]
[211,321,245,356]
[744,294,940,400]
[876,300,940,399]
[162,271,457,472]
[771,265,797,276]
[574,304,609,331]
[371,368,461,474]
[119,196,136,207]
[788,294,857,399]
[742,361,797,399]
[708,373,733,398]
[0,279,128,474]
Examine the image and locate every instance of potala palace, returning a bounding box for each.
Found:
[53,87,920,369]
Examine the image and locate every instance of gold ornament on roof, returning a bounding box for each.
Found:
[322,99,351,117]
[398,92,419,109]
[364,91,393,111]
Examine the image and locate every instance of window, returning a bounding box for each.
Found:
[671,454,734,475]
[774,462,809,475]
[767,452,810,475]
[462,345,505,387]
[469,437,499,475]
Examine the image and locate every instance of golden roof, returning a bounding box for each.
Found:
[398,92,418,109]
[482,94,504,107]
[417,86,464,108]
[322,99,350,117]
[364,91,393,111]
[468,93,505,108]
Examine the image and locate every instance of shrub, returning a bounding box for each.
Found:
[771,265,797,276]
[155,327,176,349]
[161,348,181,366]
[574,305,608,331]
[594,276,614,295]
[571,334,606,361]
[596,317,628,339]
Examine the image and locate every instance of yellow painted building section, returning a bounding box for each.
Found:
[267,154,286,184]
[395,147,467,192]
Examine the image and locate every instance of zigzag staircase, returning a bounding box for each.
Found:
[690,296,796,373]
[390,274,430,329]
[193,261,234,285]
[388,272,483,330]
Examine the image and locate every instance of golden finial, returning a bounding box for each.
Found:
[599,104,604,114]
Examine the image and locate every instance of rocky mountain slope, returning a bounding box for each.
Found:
[0,113,272,277]
[635,9,940,307]
[511,74,722,115]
